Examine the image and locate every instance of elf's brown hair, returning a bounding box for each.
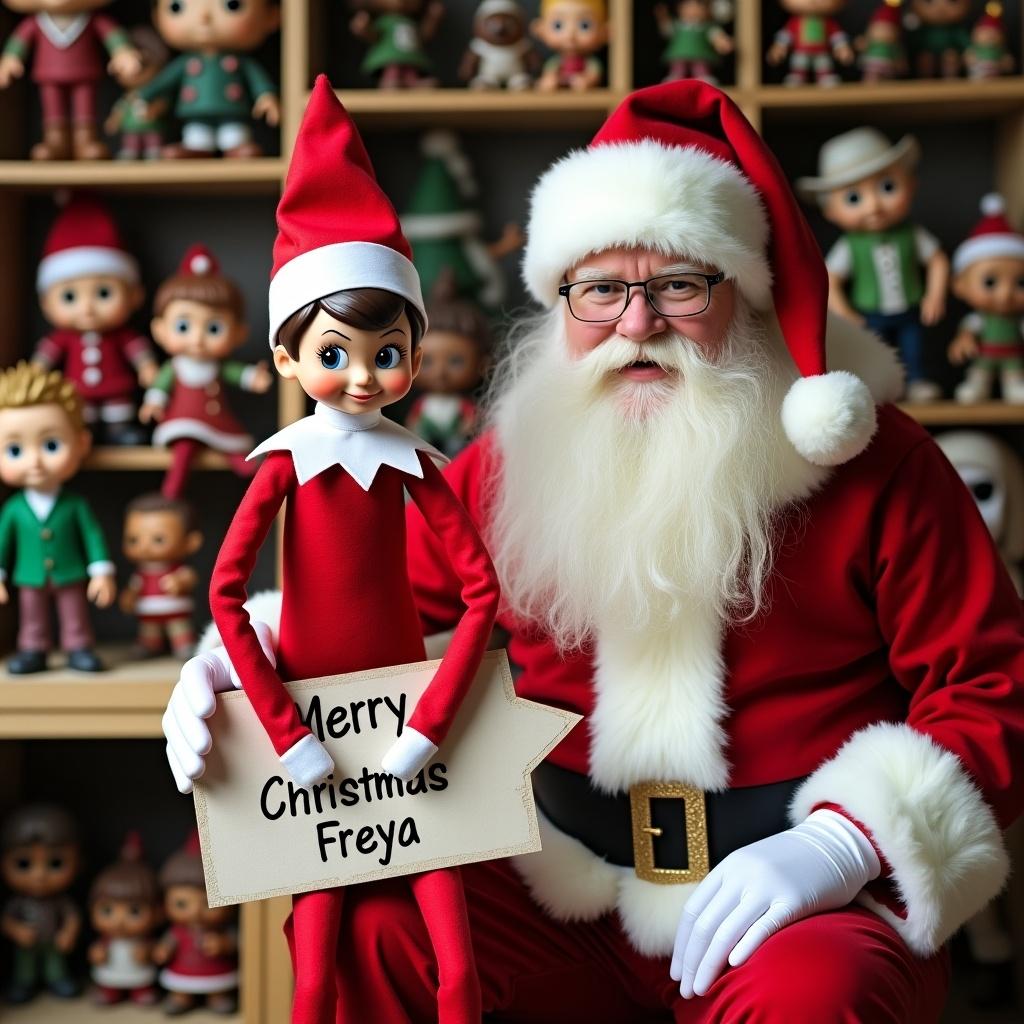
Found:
[154,271,245,321]
[89,834,159,909]
[275,288,426,360]
[125,493,198,533]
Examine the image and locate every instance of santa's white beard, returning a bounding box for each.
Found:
[485,302,821,652]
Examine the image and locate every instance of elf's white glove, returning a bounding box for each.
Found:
[163,621,276,795]
[670,808,881,999]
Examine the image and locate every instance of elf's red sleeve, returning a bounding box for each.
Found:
[209,451,310,757]
[403,449,500,746]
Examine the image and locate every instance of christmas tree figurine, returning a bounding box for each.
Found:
[964,3,1015,80]
[400,131,523,310]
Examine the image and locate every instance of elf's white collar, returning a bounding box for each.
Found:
[248,402,448,490]
[36,13,89,49]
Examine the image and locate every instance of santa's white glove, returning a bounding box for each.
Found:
[163,621,276,795]
[670,808,881,999]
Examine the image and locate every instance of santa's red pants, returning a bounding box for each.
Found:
[323,858,950,1023]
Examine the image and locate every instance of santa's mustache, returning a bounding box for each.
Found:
[575,333,719,377]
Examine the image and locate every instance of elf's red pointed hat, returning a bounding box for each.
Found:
[37,194,139,294]
[178,243,220,278]
[268,76,425,346]
[522,81,877,467]
[953,194,1024,273]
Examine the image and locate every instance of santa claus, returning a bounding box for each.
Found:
[163,82,1024,1021]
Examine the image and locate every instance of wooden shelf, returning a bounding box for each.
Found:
[0,158,285,193]
[898,402,1024,426]
[6,995,239,1022]
[84,447,231,472]
[0,647,180,738]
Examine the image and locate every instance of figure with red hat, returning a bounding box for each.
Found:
[166,80,1024,1022]
[32,195,158,445]
[0,0,141,160]
[140,244,273,500]
[964,3,1014,80]
[766,0,855,86]
[948,195,1024,404]
[855,0,908,81]
[199,77,498,1023]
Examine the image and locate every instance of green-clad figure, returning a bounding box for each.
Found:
[949,195,1024,405]
[907,0,971,78]
[964,4,1014,80]
[654,0,734,84]
[856,3,908,82]
[350,0,444,89]
[135,0,280,157]
[0,364,116,675]
[105,27,172,160]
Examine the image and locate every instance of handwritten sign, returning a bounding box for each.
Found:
[193,650,580,907]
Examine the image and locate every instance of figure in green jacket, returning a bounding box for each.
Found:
[0,364,116,674]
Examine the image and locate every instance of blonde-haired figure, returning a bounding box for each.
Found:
[0,363,115,673]
[532,0,608,90]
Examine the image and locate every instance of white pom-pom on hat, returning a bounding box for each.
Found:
[981,193,1006,216]
[781,372,878,467]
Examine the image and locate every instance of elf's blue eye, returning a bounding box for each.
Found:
[43,438,61,454]
[207,320,225,337]
[319,345,348,370]
[174,318,190,335]
[375,345,402,370]
[5,444,21,459]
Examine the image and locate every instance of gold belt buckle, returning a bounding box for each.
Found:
[629,781,710,885]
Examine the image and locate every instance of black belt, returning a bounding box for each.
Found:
[533,761,807,884]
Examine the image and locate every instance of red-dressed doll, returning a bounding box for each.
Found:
[140,244,273,500]
[208,77,499,1024]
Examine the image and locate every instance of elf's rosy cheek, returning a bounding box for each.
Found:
[303,369,345,402]
[380,369,413,397]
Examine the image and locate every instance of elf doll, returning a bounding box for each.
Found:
[856,0,908,82]
[104,26,172,161]
[797,127,949,402]
[120,493,203,658]
[140,244,273,500]
[135,0,281,158]
[459,0,537,91]
[0,0,141,160]
[0,363,116,674]
[349,0,444,89]
[654,0,735,85]
[532,0,609,91]
[32,195,158,445]
[907,0,971,78]
[208,77,499,1024]
[87,832,162,1006]
[964,3,1015,81]
[766,0,855,86]
[948,195,1024,405]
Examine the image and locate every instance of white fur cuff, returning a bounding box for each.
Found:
[381,727,438,781]
[789,722,1009,955]
[280,733,335,787]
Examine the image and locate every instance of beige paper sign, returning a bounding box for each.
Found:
[193,650,580,907]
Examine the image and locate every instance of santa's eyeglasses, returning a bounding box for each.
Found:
[557,271,726,323]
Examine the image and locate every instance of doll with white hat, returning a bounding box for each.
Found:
[459,1,538,89]
[948,195,1024,405]
[798,127,949,402]
[206,77,499,1024]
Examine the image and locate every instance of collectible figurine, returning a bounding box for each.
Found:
[531,0,609,91]
[140,244,273,500]
[0,0,140,159]
[654,0,734,84]
[401,131,524,310]
[948,195,1024,404]
[350,0,444,89]
[766,0,854,85]
[207,78,499,1024]
[856,0,908,82]
[32,195,158,445]
[1,805,81,1003]
[406,272,491,458]
[964,3,1014,80]
[459,0,537,90]
[104,26,171,160]
[906,0,970,78]
[797,128,949,402]
[0,363,116,674]
[153,833,238,1016]
[135,0,280,158]
[88,832,162,1006]
[120,493,203,659]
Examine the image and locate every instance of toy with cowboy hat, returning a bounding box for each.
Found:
[798,126,949,404]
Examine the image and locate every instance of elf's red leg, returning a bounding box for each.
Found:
[408,867,481,1024]
[289,888,343,1024]
[162,439,204,499]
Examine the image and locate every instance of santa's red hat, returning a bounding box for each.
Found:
[522,82,877,467]
[37,194,139,293]
[953,194,1024,274]
[177,243,220,278]
[868,1,902,28]
[268,76,425,346]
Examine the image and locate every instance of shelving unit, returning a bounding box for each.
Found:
[0,0,1022,1020]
